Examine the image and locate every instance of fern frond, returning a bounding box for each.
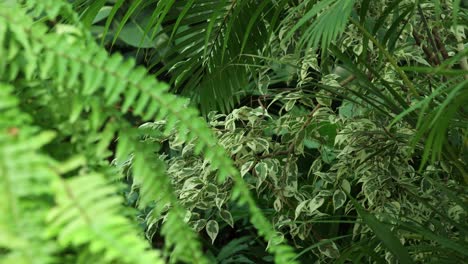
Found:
[21,0,81,24]
[132,145,208,263]
[1,3,209,261]
[0,83,57,264]
[46,173,164,264]
[0,85,163,264]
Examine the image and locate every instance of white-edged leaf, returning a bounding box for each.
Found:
[341,179,351,193]
[308,196,325,214]
[192,219,207,232]
[295,200,309,219]
[240,161,253,177]
[273,197,282,212]
[333,190,346,210]
[219,209,234,227]
[206,220,219,244]
[318,240,340,258]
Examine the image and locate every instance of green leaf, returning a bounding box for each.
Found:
[219,209,234,227]
[119,19,156,48]
[205,183,218,198]
[341,179,351,193]
[81,0,106,27]
[308,196,325,214]
[295,200,308,220]
[320,145,336,164]
[240,161,253,177]
[304,138,320,149]
[192,219,207,232]
[332,190,346,210]
[273,197,282,212]
[93,6,113,24]
[318,122,337,145]
[255,162,268,190]
[206,220,219,244]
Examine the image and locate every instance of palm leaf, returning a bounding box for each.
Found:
[349,196,414,264]
[284,0,357,52]
[75,0,276,114]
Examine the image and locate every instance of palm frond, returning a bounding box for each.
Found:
[75,0,275,114]
[284,0,357,52]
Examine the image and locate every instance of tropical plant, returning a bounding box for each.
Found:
[1,0,467,263]
[0,1,296,263]
[75,0,467,176]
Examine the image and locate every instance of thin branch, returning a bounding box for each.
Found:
[350,18,419,97]
[432,28,449,60]
[417,5,441,65]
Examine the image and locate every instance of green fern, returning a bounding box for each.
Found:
[47,173,164,263]
[0,83,57,264]
[0,1,298,263]
[0,2,205,262]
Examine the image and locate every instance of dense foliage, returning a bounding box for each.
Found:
[1,0,467,263]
